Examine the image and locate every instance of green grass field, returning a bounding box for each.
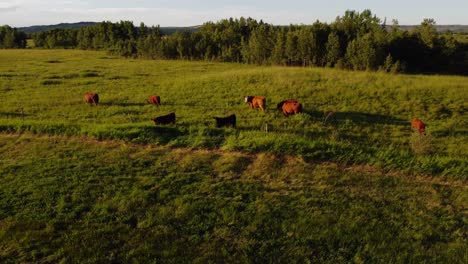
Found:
[1,49,467,262]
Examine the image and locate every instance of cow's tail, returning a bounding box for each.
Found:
[323,111,334,125]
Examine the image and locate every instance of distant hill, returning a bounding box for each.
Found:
[18,22,200,35]
[18,22,98,34]
[17,22,468,34]
[391,25,468,33]
[159,26,201,35]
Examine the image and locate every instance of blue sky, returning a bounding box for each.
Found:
[1,0,467,27]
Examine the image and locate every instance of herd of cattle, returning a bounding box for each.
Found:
[84,92,427,134]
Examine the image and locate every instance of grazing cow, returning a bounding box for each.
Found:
[84,92,99,106]
[277,99,302,116]
[411,118,426,135]
[244,96,266,111]
[152,112,176,125]
[214,114,236,128]
[148,95,161,105]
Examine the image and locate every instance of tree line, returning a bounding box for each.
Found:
[10,10,468,74]
[0,26,27,48]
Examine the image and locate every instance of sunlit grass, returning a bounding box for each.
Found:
[1,49,467,262]
[0,134,466,263]
[1,49,467,177]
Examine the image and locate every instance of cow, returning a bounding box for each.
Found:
[244,96,266,111]
[148,95,161,106]
[277,99,302,116]
[411,118,426,135]
[84,92,99,106]
[214,114,236,128]
[152,112,176,125]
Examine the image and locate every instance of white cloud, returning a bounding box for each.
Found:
[0,6,17,12]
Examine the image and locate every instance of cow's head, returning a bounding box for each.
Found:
[420,128,426,136]
[277,101,284,110]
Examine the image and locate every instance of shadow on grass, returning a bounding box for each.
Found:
[302,109,408,126]
[0,112,29,119]
[237,124,328,139]
[100,102,146,107]
[140,126,183,144]
[106,126,184,145]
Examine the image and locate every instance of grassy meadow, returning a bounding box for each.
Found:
[0,49,467,262]
[1,49,467,176]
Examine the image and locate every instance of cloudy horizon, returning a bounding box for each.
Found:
[1,0,467,27]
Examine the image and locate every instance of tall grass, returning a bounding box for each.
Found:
[0,134,465,263]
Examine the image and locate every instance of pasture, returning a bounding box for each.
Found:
[1,49,467,176]
[0,49,467,262]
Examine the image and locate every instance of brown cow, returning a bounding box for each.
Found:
[152,112,176,125]
[84,92,99,106]
[148,95,161,105]
[244,96,266,111]
[277,99,302,116]
[411,118,426,135]
[214,114,236,128]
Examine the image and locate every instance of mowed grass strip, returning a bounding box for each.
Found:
[1,49,467,177]
[0,134,466,263]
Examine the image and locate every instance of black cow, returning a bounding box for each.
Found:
[152,112,176,125]
[214,114,236,128]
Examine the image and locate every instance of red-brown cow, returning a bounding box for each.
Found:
[84,92,99,106]
[152,112,176,125]
[277,99,302,116]
[148,95,161,106]
[411,118,426,135]
[244,96,266,111]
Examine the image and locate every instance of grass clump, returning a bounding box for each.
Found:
[80,70,100,77]
[410,132,434,155]
[40,79,62,85]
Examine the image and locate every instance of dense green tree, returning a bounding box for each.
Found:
[310,21,331,66]
[0,26,27,48]
[334,9,382,40]
[244,24,274,65]
[271,29,287,65]
[416,19,438,49]
[345,33,383,70]
[325,32,341,67]
[297,27,316,66]
[285,30,300,65]
[175,30,192,59]
[25,11,466,74]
